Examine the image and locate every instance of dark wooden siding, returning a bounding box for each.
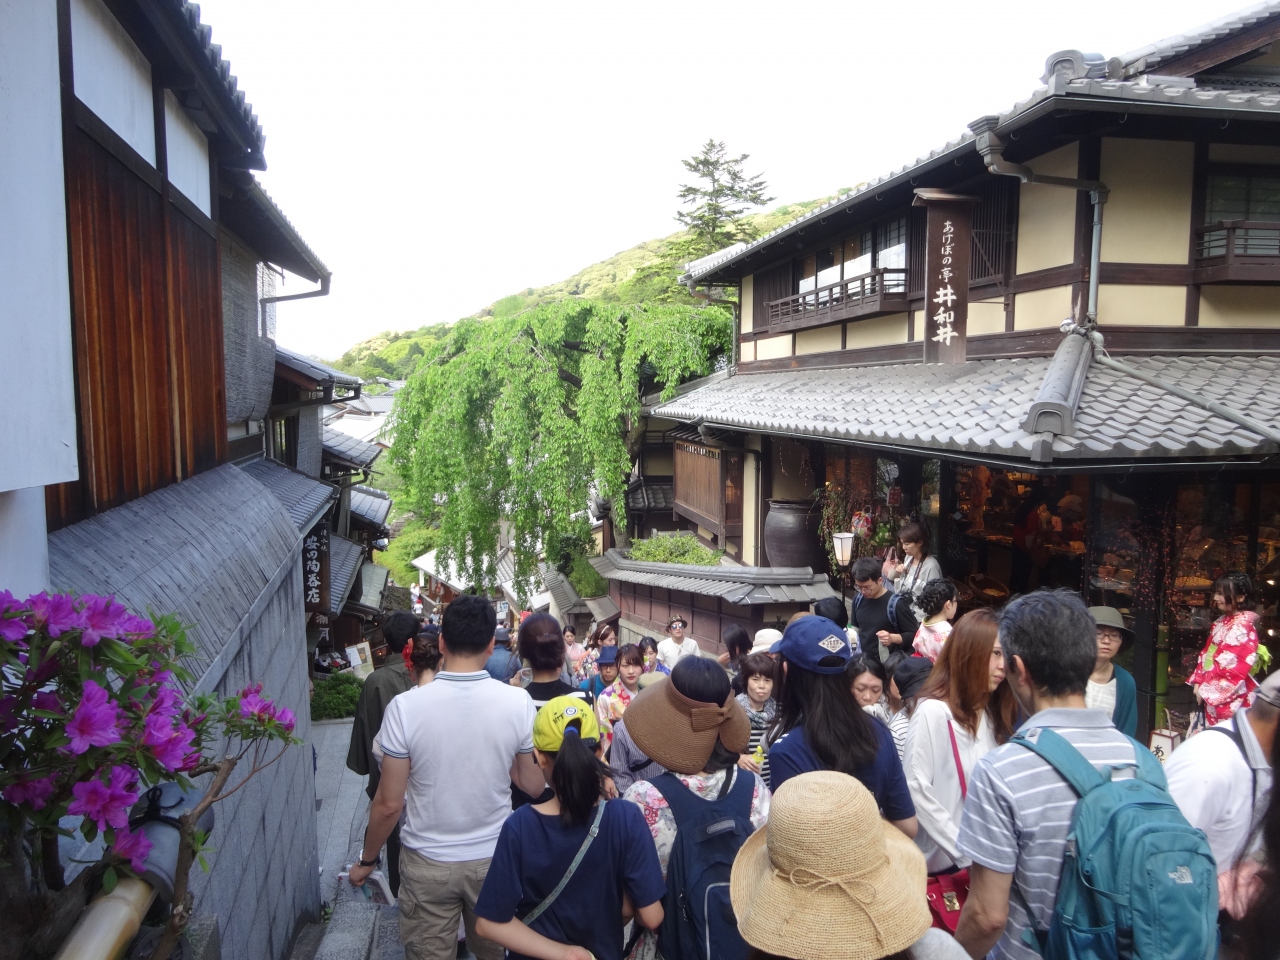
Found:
[752,262,792,331]
[47,125,225,530]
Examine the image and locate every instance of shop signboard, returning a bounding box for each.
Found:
[304,521,331,615]
[913,189,980,364]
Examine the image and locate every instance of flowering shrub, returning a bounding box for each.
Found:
[0,591,299,960]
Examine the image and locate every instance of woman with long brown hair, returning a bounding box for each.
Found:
[903,608,1017,873]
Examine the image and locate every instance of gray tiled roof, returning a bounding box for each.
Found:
[239,458,337,532]
[590,549,836,605]
[322,427,382,468]
[168,2,265,158]
[349,485,392,530]
[541,563,590,616]
[278,346,360,387]
[626,479,675,512]
[1119,2,1280,74]
[649,355,1280,463]
[329,535,364,616]
[350,562,390,614]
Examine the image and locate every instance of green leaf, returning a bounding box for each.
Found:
[102,866,117,893]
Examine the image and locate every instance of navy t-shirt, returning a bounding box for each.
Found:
[475,799,665,960]
[767,718,916,821]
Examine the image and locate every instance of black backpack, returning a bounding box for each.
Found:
[650,770,755,960]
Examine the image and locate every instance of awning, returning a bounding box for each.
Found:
[349,485,392,532]
[590,548,836,605]
[329,535,365,616]
[276,345,360,390]
[585,594,620,623]
[322,427,382,470]
[239,458,338,532]
[649,353,1280,466]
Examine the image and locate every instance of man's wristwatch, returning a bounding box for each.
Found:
[358,849,380,868]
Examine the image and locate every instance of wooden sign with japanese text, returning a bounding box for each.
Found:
[914,189,979,364]
[304,521,331,615]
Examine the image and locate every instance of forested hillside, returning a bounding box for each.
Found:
[328,193,845,379]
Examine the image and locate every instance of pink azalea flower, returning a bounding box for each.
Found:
[70,765,140,832]
[274,707,297,734]
[2,773,58,811]
[239,689,276,724]
[65,681,122,754]
[26,592,87,638]
[32,691,61,714]
[112,826,153,873]
[142,713,196,772]
[118,615,156,640]
[79,595,127,646]
[0,614,28,643]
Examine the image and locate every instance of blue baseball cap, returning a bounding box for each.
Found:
[778,616,853,675]
[597,646,619,666]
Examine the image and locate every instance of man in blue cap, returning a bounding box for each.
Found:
[580,644,619,700]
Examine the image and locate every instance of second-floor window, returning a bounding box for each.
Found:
[1205,171,1280,256]
[796,216,908,295]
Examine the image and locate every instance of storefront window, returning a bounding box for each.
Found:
[952,466,1087,604]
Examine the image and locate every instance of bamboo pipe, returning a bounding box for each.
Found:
[52,878,157,960]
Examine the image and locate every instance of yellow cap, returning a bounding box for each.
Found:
[533,696,601,752]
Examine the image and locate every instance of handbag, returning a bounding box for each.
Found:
[925,720,971,932]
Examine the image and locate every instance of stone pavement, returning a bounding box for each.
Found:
[306,718,406,960]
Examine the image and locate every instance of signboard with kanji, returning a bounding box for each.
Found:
[303,521,331,615]
[914,189,979,364]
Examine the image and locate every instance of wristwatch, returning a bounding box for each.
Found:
[358,849,380,868]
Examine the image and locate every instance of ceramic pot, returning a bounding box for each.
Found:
[763,499,824,569]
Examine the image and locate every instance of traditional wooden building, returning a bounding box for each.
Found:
[0,2,345,956]
[613,6,1280,737]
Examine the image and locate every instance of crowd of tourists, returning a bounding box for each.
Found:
[343,526,1278,960]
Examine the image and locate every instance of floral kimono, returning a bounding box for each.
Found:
[1189,610,1260,724]
[573,646,601,684]
[594,680,636,746]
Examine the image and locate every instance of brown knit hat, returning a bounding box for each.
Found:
[623,673,750,774]
[730,771,930,960]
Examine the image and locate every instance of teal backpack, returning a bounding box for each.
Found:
[1011,728,1218,960]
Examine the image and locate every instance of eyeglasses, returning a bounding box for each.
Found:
[853,581,880,594]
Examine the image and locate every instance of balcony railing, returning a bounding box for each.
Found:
[1194,220,1280,283]
[767,268,909,332]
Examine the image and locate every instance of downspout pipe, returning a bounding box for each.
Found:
[971,127,1108,325]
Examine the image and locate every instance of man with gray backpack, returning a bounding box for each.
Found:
[954,590,1217,960]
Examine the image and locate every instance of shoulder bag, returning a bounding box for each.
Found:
[924,720,972,932]
[521,801,607,926]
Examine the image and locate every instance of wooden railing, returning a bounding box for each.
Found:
[1195,220,1280,284]
[767,267,909,330]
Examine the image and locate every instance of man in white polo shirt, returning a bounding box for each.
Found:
[349,594,546,960]
[656,615,698,669]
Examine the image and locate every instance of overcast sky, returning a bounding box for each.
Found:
[197,0,1228,360]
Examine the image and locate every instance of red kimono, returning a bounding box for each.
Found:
[1189,610,1260,724]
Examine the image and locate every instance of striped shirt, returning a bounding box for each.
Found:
[956,708,1135,960]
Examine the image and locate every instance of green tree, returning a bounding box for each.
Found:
[389,300,731,600]
[675,139,773,262]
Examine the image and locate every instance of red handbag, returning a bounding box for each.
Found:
[925,720,971,931]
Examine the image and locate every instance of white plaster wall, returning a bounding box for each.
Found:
[0,2,80,494]
[0,488,50,596]
[70,0,155,164]
[165,90,211,215]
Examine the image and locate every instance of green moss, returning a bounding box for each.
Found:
[310,672,363,720]
[627,534,723,566]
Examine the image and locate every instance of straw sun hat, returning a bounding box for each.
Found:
[730,771,930,960]
[623,672,750,775]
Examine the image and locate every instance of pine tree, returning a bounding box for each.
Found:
[675,139,774,261]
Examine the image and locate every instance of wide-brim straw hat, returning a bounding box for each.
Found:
[624,674,751,774]
[731,771,930,960]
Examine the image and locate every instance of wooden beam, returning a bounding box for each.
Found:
[1150,17,1280,77]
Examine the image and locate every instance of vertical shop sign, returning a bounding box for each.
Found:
[913,189,980,364]
[304,521,331,615]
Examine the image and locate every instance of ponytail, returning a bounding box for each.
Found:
[547,722,610,827]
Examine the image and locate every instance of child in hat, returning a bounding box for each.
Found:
[474,696,665,960]
[580,645,619,700]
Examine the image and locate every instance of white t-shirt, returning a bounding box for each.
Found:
[657,636,698,669]
[1165,711,1273,874]
[1085,676,1117,718]
[379,669,537,862]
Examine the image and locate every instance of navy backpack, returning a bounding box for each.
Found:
[650,770,755,960]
